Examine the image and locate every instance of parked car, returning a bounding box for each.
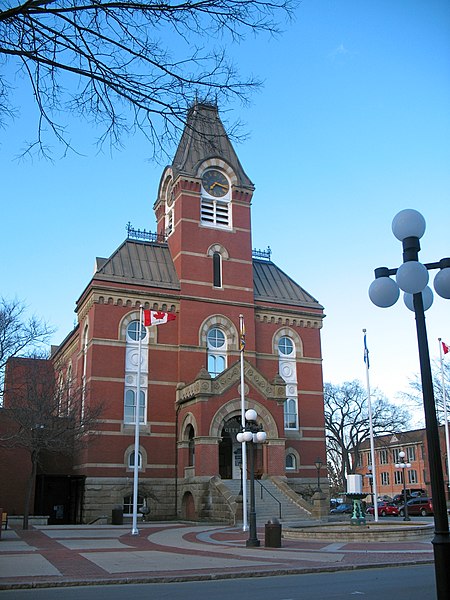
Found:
[399,497,433,517]
[330,503,353,514]
[392,489,427,505]
[366,501,399,517]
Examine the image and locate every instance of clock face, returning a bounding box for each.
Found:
[202,169,229,197]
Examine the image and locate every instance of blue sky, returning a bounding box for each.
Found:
[1,0,449,421]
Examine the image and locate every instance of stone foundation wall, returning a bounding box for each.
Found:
[83,477,176,523]
[177,476,236,523]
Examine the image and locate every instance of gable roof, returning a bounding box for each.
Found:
[171,103,254,189]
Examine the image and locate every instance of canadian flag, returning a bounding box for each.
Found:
[143,310,176,327]
[442,341,449,355]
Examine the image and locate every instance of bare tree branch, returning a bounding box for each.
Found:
[0,297,55,401]
[0,0,296,158]
[324,380,411,491]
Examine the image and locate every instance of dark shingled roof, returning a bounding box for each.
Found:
[172,103,254,190]
[253,259,322,309]
[94,240,321,310]
[94,240,180,290]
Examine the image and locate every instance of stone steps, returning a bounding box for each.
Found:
[222,479,312,524]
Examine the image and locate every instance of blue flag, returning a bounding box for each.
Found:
[364,333,370,369]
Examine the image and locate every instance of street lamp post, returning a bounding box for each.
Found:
[315,457,323,492]
[237,409,267,548]
[369,209,450,599]
[395,451,411,522]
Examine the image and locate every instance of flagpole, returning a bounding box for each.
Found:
[363,330,379,522]
[131,307,143,535]
[438,338,450,496]
[239,314,248,532]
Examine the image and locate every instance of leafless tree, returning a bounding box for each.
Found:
[0,297,54,402]
[1,357,102,528]
[402,359,450,426]
[0,0,295,158]
[324,380,411,490]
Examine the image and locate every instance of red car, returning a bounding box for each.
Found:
[366,501,399,517]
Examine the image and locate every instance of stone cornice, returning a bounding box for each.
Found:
[255,308,324,329]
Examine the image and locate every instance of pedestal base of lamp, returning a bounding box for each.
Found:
[347,493,367,526]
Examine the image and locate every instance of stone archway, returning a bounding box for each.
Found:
[211,399,279,480]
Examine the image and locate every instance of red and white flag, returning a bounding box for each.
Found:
[442,341,449,355]
[143,310,176,327]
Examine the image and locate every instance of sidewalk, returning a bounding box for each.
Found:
[0,521,434,590]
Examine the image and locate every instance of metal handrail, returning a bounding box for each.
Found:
[255,480,282,519]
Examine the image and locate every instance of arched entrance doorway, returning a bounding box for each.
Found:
[219,416,242,479]
[218,416,265,480]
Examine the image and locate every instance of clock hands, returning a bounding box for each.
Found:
[209,181,228,192]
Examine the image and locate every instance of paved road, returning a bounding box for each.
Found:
[0,564,436,599]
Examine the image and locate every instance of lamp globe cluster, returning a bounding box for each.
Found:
[369,209,450,310]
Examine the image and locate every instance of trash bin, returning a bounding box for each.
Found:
[111,505,123,525]
[265,518,282,548]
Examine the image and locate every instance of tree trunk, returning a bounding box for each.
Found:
[22,452,37,530]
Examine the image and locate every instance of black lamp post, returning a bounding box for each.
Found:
[237,409,267,548]
[369,209,450,599]
[315,457,323,492]
[395,451,411,522]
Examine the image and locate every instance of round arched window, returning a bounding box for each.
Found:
[207,327,226,349]
[278,336,294,356]
[127,320,146,342]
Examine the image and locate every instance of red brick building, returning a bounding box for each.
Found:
[1,103,326,523]
[355,426,449,500]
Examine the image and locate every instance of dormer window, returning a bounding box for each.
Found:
[201,169,231,229]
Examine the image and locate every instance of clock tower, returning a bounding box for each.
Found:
[153,102,258,385]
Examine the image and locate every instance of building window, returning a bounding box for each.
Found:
[286,453,297,470]
[381,472,390,486]
[124,318,148,424]
[407,446,416,462]
[284,399,298,430]
[408,469,418,484]
[379,449,388,465]
[277,334,298,431]
[186,424,195,467]
[207,327,227,377]
[127,320,146,342]
[394,471,404,485]
[123,494,144,515]
[128,451,142,469]
[213,252,222,288]
[278,336,294,356]
[124,389,146,424]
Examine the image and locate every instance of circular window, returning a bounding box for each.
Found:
[278,336,294,356]
[207,327,226,349]
[127,320,146,342]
